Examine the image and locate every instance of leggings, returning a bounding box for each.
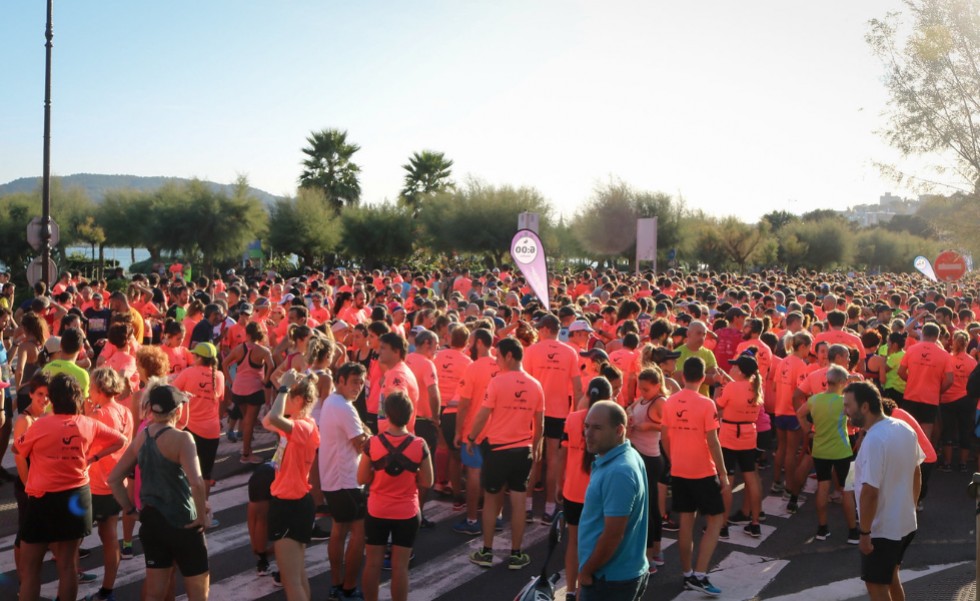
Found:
[639,452,663,545]
[939,396,975,449]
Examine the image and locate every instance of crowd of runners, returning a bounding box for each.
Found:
[1,263,973,601]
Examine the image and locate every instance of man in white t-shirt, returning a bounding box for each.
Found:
[844,381,924,601]
[318,362,370,600]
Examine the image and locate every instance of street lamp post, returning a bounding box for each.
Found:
[40,0,54,286]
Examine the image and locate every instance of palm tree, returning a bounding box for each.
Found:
[399,150,454,216]
[299,128,362,212]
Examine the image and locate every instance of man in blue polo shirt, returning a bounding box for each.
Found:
[578,400,649,601]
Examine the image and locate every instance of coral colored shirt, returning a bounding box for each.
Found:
[172,366,225,439]
[941,352,977,403]
[379,361,419,434]
[15,414,121,497]
[716,380,759,451]
[162,344,194,375]
[524,339,579,419]
[775,355,809,416]
[663,389,720,479]
[270,417,320,500]
[890,407,938,464]
[561,409,590,503]
[735,339,773,380]
[434,348,471,412]
[89,401,135,495]
[456,356,500,439]
[366,432,428,520]
[405,353,438,420]
[479,370,545,451]
[813,329,864,351]
[900,342,954,405]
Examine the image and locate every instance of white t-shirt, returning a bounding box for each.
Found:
[318,392,364,492]
[854,416,925,540]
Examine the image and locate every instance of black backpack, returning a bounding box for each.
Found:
[371,433,421,477]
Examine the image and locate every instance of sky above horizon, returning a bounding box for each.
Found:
[0,1,962,221]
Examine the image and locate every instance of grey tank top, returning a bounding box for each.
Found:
[138,426,197,527]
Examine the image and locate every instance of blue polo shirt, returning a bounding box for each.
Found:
[578,441,649,581]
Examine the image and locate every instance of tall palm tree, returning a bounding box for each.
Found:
[299,128,362,212]
[399,150,454,216]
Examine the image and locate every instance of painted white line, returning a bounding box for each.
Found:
[670,551,789,600]
[720,523,777,549]
[765,561,970,601]
[554,539,676,598]
[762,495,806,519]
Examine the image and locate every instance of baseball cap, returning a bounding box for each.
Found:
[279,293,296,305]
[239,302,254,316]
[728,349,759,376]
[149,385,187,415]
[191,342,218,359]
[43,336,61,355]
[651,346,681,364]
[331,320,350,333]
[568,319,594,333]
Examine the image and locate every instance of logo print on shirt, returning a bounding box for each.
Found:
[515,390,527,398]
[547,353,557,360]
[62,434,80,446]
[675,409,688,419]
[442,363,452,370]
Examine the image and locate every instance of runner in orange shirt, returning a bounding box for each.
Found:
[86,367,136,601]
[377,332,420,435]
[717,352,764,538]
[813,310,864,350]
[434,324,472,502]
[522,314,582,523]
[172,343,225,504]
[404,329,442,527]
[897,323,953,437]
[466,337,544,571]
[772,332,812,498]
[452,328,499,535]
[939,330,976,471]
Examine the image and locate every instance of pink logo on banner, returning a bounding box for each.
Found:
[510,229,549,311]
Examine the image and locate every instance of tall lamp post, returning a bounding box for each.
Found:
[40,0,54,286]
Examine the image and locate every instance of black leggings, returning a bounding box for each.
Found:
[640,453,663,545]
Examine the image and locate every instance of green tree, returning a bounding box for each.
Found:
[868,0,980,193]
[882,213,936,237]
[341,202,415,269]
[761,210,799,233]
[299,128,362,212]
[98,189,150,263]
[185,177,268,272]
[854,227,940,272]
[714,217,774,271]
[267,188,342,266]
[571,181,684,268]
[778,218,852,271]
[400,150,454,216]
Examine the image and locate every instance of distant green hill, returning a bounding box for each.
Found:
[0,173,283,206]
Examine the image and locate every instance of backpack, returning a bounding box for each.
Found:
[370,433,421,477]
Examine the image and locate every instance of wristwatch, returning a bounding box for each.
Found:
[277,386,289,394]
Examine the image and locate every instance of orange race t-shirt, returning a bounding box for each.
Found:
[88,401,135,495]
[735,340,773,380]
[901,341,954,405]
[456,356,500,439]
[270,416,320,500]
[890,408,938,463]
[15,414,122,497]
[162,344,194,375]
[560,409,590,503]
[814,329,864,351]
[941,352,977,403]
[797,366,830,398]
[775,355,809,416]
[405,352,438,420]
[479,370,544,451]
[379,361,420,433]
[663,388,720,479]
[434,348,472,413]
[716,380,759,451]
[523,339,579,419]
[172,365,225,439]
[366,432,428,520]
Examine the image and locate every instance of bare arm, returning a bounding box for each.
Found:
[941,371,954,392]
[108,430,143,512]
[417,448,434,489]
[357,450,374,486]
[427,384,441,427]
[179,432,209,528]
[467,407,492,444]
[706,429,729,486]
[579,516,630,585]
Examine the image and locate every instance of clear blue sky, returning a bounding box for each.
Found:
[0,1,948,221]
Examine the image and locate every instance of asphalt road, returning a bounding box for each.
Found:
[1,429,977,601]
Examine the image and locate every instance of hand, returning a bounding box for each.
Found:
[555,488,564,504]
[859,535,873,555]
[532,442,543,463]
[185,515,209,532]
[454,434,463,449]
[0,411,5,430]
[579,571,593,587]
[280,369,301,389]
[719,475,731,491]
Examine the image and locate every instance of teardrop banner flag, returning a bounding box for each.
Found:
[511,228,549,311]
[913,255,938,282]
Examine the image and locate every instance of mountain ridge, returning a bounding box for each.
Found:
[0,173,283,206]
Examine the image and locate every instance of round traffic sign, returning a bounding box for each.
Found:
[934,250,967,282]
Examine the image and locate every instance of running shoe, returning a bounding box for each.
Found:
[83,592,115,601]
[339,590,364,600]
[452,519,481,536]
[938,462,952,473]
[470,548,494,568]
[650,553,666,566]
[78,547,92,559]
[728,510,751,525]
[419,517,436,529]
[120,542,134,560]
[452,497,466,512]
[227,430,239,443]
[695,576,722,597]
[719,526,730,540]
[272,571,283,587]
[542,510,559,526]
[525,510,535,524]
[816,525,830,541]
[241,453,264,464]
[78,572,99,584]
[744,523,761,538]
[770,481,784,494]
[786,497,799,514]
[508,551,531,570]
[256,557,272,576]
[758,511,768,522]
[328,585,343,601]
[208,517,220,529]
[311,524,330,541]
[829,490,843,504]
[661,514,680,532]
[648,563,658,575]
[433,482,453,496]
[847,528,860,545]
[959,463,969,473]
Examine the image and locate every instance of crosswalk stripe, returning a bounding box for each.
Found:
[764,561,969,601]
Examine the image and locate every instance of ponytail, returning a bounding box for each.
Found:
[749,373,762,405]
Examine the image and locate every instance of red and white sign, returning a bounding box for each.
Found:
[934,250,967,281]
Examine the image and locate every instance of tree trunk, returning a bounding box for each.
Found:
[131,247,136,264]
[98,244,105,280]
